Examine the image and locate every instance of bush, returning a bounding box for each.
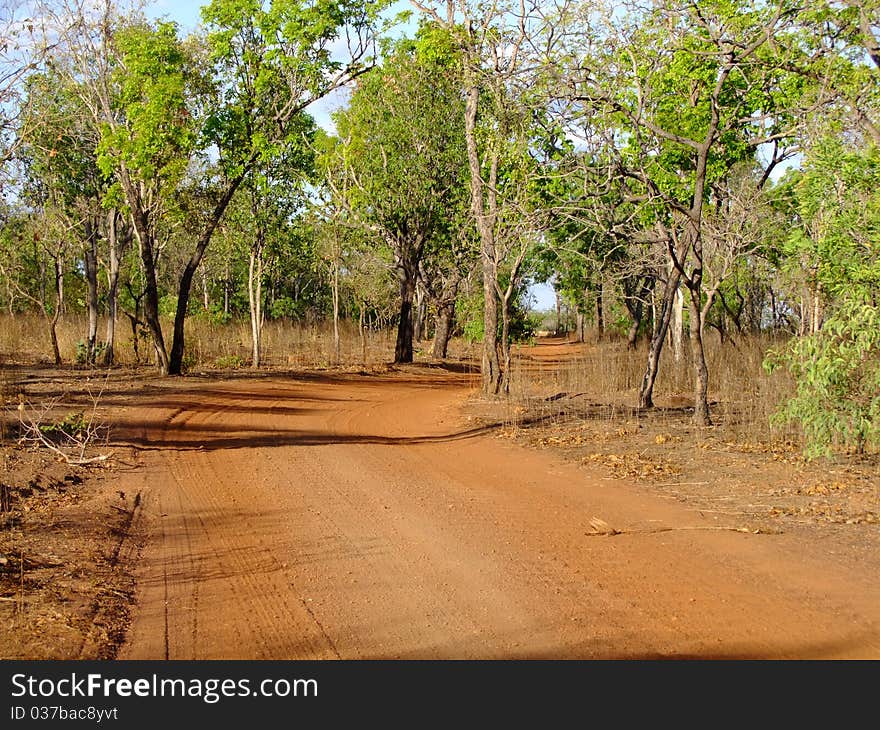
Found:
[213,354,245,369]
[766,299,880,458]
[75,340,108,365]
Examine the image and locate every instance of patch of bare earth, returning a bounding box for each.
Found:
[0,448,146,659]
[0,366,148,660]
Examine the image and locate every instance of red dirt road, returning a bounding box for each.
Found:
[113,368,880,659]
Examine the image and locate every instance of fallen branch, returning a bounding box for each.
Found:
[15,379,113,465]
[587,516,775,536]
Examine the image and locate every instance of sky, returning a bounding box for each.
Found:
[145,0,557,311]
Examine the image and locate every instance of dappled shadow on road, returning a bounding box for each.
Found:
[112,421,500,452]
[4,360,476,401]
[104,370,497,451]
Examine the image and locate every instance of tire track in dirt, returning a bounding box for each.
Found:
[116,370,880,659]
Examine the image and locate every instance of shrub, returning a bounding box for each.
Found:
[766,300,880,458]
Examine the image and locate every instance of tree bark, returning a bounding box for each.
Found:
[413,283,425,342]
[638,266,681,409]
[432,299,455,359]
[500,293,513,394]
[103,210,122,366]
[125,181,169,373]
[50,255,63,367]
[670,284,684,363]
[247,233,264,368]
[394,267,416,364]
[464,85,502,395]
[332,255,340,365]
[623,277,649,350]
[168,174,245,375]
[688,286,711,426]
[359,301,367,365]
[83,217,99,365]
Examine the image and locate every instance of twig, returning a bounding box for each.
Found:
[652,481,711,487]
[587,526,769,536]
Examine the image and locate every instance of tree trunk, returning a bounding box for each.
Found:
[359,301,367,365]
[465,83,502,395]
[623,278,648,350]
[671,285,684,363]
[332,257,340,365]
[130,221,168,372]
[500,294,512,394]
[595,281,605,339]
[394,268,416,364]
[248,236,263,368]
[168,174,245,375]
[224,260,230,316]
[413,283,425,342]
[432,300,455,359]
[50,255,62,367]
[688,286,712,426]
[103,210,121,366]
[638,267,682,409]
[555,290,562,336]
[202,268,210,311]
[83,218,99,365]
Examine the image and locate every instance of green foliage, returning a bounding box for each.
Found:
[195,303,233,326]
[325,24,468,256]
[159,295,179,318]
[768,140,880,457]
[75,340,107,365]
[767,300,880,458]
[213,353,245,369]
[781,140,880,299]
[457,290,484,344]
[97,21,198,188]
[39,412,87,440]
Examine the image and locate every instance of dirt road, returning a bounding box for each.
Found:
[113,367,880,659]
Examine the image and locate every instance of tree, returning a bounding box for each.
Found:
[410,0,554,393]
[93,17,200,372]
[159,0,381,374]
[322,24,468,364]
[562,0,803,424]
[767,139,880,457]
[218,130,315,367]
[20,66,112,364]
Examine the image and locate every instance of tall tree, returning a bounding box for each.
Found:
[562,0,803,424]
[410,0,553,393]
[322,24,469,364]
[161,0,381,374]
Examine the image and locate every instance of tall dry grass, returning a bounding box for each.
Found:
[0,312,797,442]
[504,329,798,444]
[0,313,455,370]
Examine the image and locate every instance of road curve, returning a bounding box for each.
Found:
[113,367,880,659]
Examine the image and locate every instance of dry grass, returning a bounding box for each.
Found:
[0,313,421,370]
[0,312,795,443]
[503,330,799,446]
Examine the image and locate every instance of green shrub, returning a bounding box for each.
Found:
[766,300,880,458]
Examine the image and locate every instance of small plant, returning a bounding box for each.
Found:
[213,354,245,369]
[16,381,112,465]
[39,411,88,440]
[75,340,108,365]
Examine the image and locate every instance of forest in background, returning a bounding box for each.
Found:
[0,0,877,458]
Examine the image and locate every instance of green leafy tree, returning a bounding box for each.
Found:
[322,24,468,363]
[767,140,880,457]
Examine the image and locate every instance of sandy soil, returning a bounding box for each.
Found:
[3,346,879,659]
